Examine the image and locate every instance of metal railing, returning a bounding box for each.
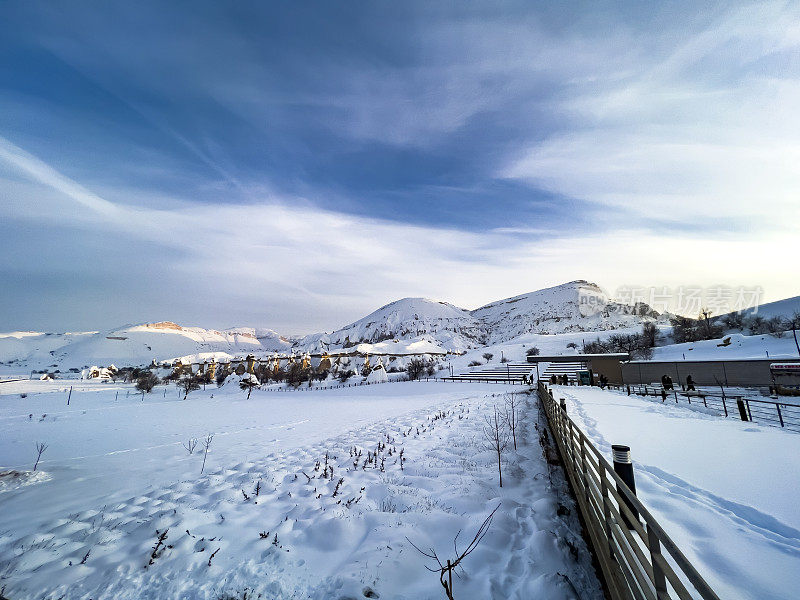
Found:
[602,383,800,432]
[538,380,720,600]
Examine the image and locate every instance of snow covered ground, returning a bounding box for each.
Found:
[0,380,602,599]
[650,332,800,361]
[554,385,800,600]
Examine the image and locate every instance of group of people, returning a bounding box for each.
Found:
[661,373,696,391]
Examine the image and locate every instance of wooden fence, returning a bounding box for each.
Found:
[538,380,720,600]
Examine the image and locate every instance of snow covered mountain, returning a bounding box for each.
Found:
[295,298,489,354]
[0,281,676,372]
[472,280,662,343]
[225,327,293,352]
[0,322,264,371]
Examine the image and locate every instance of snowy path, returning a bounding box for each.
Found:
[0,381,602,599]
[554,385,800,600]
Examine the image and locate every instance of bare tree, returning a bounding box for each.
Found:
[407,504,500,600]
[406,358,429,381]
[182,437,198,454]
[179,375,200,400]
[33,441,48,471]
[483,406,510,487]
[482,353,494,362]
[788,312,800,357]
[504,394,519,451]
[200,434,214,474]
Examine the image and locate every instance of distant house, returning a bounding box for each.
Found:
[82,364,118,380]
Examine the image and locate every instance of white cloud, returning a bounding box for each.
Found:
[2,135,796,333]
[502,2,800,224]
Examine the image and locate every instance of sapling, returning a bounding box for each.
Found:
[147,529,170,567]
[407,504,500,600]
[33,441,48,471]
[504,394,519,451]
[179,375,201,400]
[200,433,214,474]
[182,437,198,454]
[483,406,510,487]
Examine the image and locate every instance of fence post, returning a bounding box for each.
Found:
[736,399,749,422]
[647,523,669,599]
[777,403,784,427]
[600,462,614,559]
[612,444,639,529]
[560,398,567,413]
[722,396,728,417]
[580,435,589,504]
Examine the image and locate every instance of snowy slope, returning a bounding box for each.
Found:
[0,322,263,371]
[472,280,662,342]
[296,297,489,353]
[725,295,800,321]
[226,327,293,352]
[0,331,96,369]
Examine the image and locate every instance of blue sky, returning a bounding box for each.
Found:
[2,1,799,333]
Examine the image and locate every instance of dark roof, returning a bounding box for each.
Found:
[527,353,630,363]
[626,357,800,364]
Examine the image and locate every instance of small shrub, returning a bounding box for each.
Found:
[135,371,159,393]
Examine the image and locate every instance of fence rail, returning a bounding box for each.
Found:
[538,380,720,600]
[602,383,800,432]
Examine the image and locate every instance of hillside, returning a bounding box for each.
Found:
[0,322,263,372]
[723,295,800,321]
[472,280,662,343]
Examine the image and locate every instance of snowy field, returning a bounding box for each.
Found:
[0,380,602,599]
[554,385,800,600]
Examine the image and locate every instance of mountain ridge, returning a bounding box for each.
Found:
[0,280,672,370]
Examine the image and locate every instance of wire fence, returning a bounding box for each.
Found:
[539,381,720,600]
[601,383,800,432]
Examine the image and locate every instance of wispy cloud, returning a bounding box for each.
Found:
[502,2,800,225]
[3,135,797,332]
